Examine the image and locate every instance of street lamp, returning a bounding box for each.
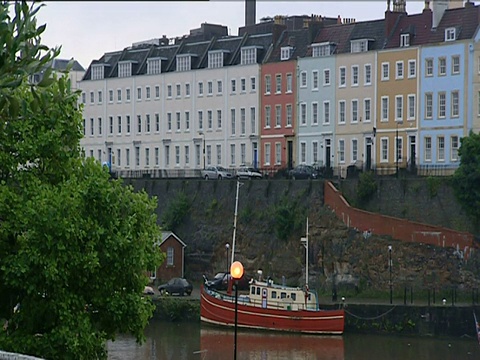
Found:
[199,131,205,169]
[225,243,230,274]
[388,245,393,304]
[395,120,403,178]
[230,261,244,360]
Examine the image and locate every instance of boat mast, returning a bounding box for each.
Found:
[231,180,242,265]
[301,218,309,287]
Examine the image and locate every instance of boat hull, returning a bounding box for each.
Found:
[200,285,345,335]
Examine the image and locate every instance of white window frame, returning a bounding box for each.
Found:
[396,61,404,80]
[338,100,346,124]
[364,98,371,123]
[395,95,403,121]
[408,60,416,78]
[424,137,432,162]
[437,136,445,162]
[425,58,433,77]
[364,64,371,85]
[381,137,389,163]
[425,93,433,119]
[381,96,389,122]
[400,33,410,47]
[323,101,330,125]
[323,69,330,86]
[450,135,459,162]
[339,67,346,87]
[381,62,389,81]
[300,71,307,88]
[451,90,459,118]
[351,99,358,123]
[445,27,456,42]
[351,65,359,86]
[407,94,415,120]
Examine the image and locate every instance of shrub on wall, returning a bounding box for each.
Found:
[356,171,377,206]
[161,191,191,231]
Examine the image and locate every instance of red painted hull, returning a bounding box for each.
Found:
[200,285,345,335]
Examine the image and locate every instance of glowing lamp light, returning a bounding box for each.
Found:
[230,261,244,280]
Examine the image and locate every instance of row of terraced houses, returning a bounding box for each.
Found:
[78,0,480,178]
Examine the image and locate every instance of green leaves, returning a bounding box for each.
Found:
[452,131,480,226]
[0,2,163,359]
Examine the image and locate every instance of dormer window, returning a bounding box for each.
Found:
[147,58,162,75]
[445,27,456,42]
[350,39,369,53]
[241,47,258,65]
[281,46,293,61]
[176,54,192,72]
[91,64,104,80]
[208,50,225,69]
[118,61,132,78]
[400,34,410,47]
[312,42,335,57]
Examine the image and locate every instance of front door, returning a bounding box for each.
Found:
[409,136,416,173]
[366,140,372,171]
[287,141,293,170]
[325,139,331,169]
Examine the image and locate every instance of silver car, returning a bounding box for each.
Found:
[201,166,233,180]
[236,166,262,179]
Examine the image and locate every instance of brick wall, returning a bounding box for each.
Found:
[324,181,476,252]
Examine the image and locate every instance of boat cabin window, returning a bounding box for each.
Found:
[257,287,261,295]
[271,291,277,299]
[291,293,296,301]
[281,292,287,299]
[251,286,256,295]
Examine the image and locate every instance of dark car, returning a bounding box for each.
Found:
[158,277,193,296]
[204,272,250,291]
[288,165,319,180]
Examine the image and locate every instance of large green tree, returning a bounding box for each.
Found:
[0,2,163,359]
[452,131,480,228]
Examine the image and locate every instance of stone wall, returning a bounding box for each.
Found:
[0,352,44,360]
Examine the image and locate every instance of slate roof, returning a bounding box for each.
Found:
[384,9,432,49]
[265,28,312,63]
[310,22,355,55]
[83,31,273,80]
[349,19,387,51]
[428,3,480,44]
[50,58,85,72]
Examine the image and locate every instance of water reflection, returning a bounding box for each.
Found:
[200,328,343,360]
[107,319,480,360]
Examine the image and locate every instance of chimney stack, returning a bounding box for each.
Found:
[245,0,256,27]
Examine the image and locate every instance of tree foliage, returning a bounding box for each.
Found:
[0,2,163,359]
[452,131,480,226]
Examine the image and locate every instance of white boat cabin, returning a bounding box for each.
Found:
[245,279,319,311]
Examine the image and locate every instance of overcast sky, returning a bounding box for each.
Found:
[35,1,452,69]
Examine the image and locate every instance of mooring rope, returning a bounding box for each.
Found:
[345,305,398,320]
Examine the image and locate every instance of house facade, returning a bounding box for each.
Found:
[78,0,480,177]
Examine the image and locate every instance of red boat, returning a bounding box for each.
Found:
[200,278,345,335]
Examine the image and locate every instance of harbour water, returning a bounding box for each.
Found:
[107,319,480,360]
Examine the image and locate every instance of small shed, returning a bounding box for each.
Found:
[153,231,187,283]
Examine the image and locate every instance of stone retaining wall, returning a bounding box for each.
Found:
[0,352,44,360]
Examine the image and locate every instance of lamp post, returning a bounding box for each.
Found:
[230,261,244,360]
[395,120,403,178]
[199,131,205,169]
[388,245,393,304]
[225,243,230,274]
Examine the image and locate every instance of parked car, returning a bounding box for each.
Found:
[143,286,155,295]
[204,272,250,291]
[158,277,193,296]
[288,165,319,180]
[236,166,262,179]
[201,166,233,180]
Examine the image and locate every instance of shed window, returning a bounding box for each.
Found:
[167,247,174,266]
